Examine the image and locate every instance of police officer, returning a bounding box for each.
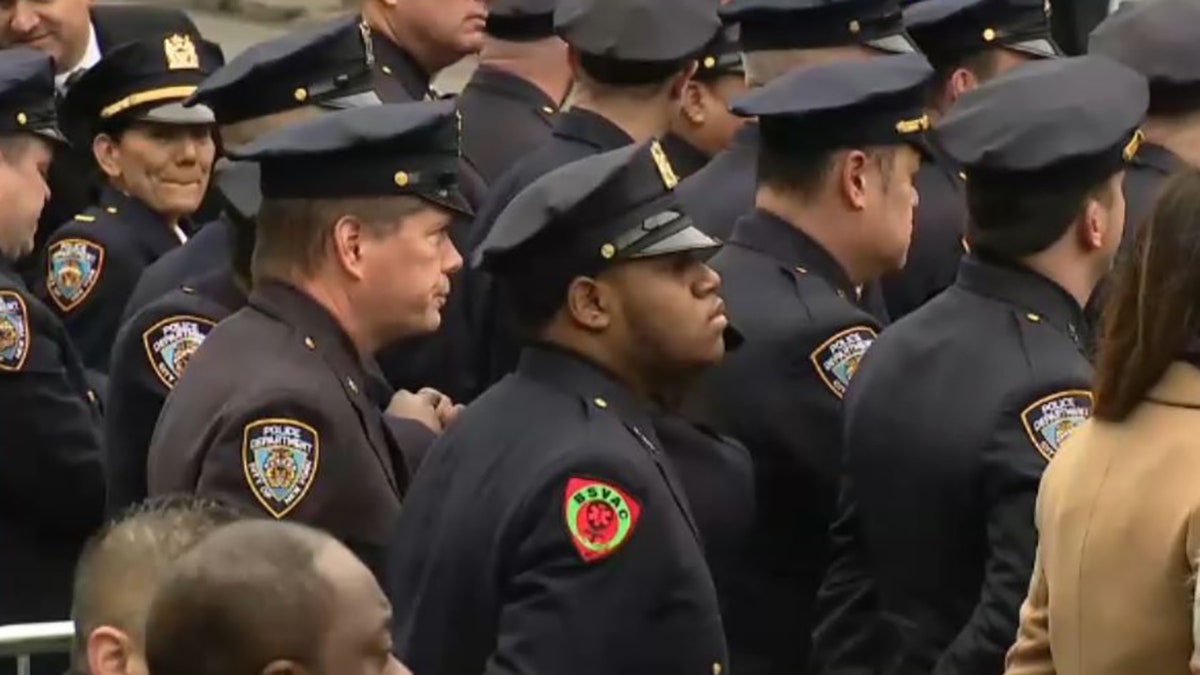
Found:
[361,0,487,102]
[388,139,730,675]
[662,22,748,180]
[458,0,571,187]
[0,48,103,674]
[676,0,917,241]
[39,33,222,373]
[881,0,1060,320]
[812,56,1146,675]
[1090,0,1200,253]
[107,17,384,516]
[681,54,930,675]
[465,0,719,391]
[148,103,469,578]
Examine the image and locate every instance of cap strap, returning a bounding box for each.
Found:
[101,85,199,119]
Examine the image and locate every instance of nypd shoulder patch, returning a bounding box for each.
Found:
[141,315,216,389]
[810,326,878,398]
[1020,390,1093,461]
[0,291,30,372]
[563,476,642,563]
[242,418,320,519]
[46,238,104,312]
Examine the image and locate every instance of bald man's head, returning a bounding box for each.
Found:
[146,521,409,675]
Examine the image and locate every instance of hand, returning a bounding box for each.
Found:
[387,389,443,433]
[418,387,463,429]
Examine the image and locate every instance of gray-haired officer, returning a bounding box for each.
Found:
[676,0,917,241]
[39,33,223,373]
[882,0,1061,320]
[0,48,104,666]
[682,53,931,675]
[148,103,470,579]
[662,23,748,180]
[1090,0,1200,253]
[813,56,1146,674]
[465,0,719,390]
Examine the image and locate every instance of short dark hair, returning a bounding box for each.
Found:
[145,521,335,675]
[1095,169,1200,421]
[966,175,1114,259]
[927,48,1001,107]
[757,144,835,198]
[70,496,246,672]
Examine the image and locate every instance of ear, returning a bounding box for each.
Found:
[330,214,368,281]
[947,67,980,107]
[92,133,122,181]
[680,81,707,126]
[839,150,872,211]
[668,62,700,100]
[1078,195,1107,252]
[564,276,613,332]
[262,660,311,675]
[87,626,136,675]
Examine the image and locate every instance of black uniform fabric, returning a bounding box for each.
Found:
[0,258,104,633]
[25,4,199,287]
[1049,0,1109,55]
[1119,142,1188,254]
[39,187,191,373]
[371,29,433,102]
[681,208,883,675]
[104,270,246,515]
[676,122,757,240]
[811,256,1093,675]
[661,132,712,180]
[464,107,634,390]
[459,65,559,187]
[121,216,232,322]
[387,345,729,675]
[882,138,968,319]
[147,281,433,578]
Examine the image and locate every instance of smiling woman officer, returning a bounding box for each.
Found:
[40,32,222,373]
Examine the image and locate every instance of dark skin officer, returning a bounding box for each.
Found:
[147,103,467,579]
[812,56,1146,675]
[0,48,103,672]
[681,54,930,675]
[39,34,223,373]
[388,140,731,675]
[882,0,1062,320]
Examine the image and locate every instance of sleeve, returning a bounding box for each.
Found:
[0,307,104,536]
[934,388,1083,675]
[42,231,142,373]
[810,473,883,675]
[383,415,437,475]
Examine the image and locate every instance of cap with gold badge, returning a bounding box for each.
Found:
[475,140,722,284]
[0,48,65,143]
[904,0,1061,61]
[694,23,745,82]
[731,53,935,153]
[62,33,223,136]
[721,0,917,55]
[1089,0,1200,116]
[226,101,471,216]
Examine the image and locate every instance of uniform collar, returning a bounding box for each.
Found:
[99,185,189,249]
[729,207,859,300]
[1132,142,1189,176]
[660,133,710,181]
[185,268,248,315]
[466,65,558,118]
[730,121,759,152]
[516,343,658,440]
[956,254,1088,349]
[371,31,432,100]
[551,107,634,151]
[56,21,100,92]
[0,254,23,288]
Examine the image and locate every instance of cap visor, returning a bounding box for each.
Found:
[628,222,722,260]
[139,101,216,125]
[32,125,68,146]
[214,160,263,224]
[867,32,918,54]
[1003,38,1062,59]
[419,187,474,219]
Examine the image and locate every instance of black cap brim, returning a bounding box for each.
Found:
[626,218,722,260]
[1002,37,1062,59]
[419,187,474,219]
[868,32,920,54]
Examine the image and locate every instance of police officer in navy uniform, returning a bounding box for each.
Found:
[148,103,470,578]
[883,0,1061,320]
[662,23,748,181]
[121,16,383,321]
[811,56,1146,675]
[681,54,932,675]
[458,0,572,188]
[0,49,103,675]
[387,139,731,675]
[465,0,719,393]
[1089,0,1200,254]
[38,34,223,373]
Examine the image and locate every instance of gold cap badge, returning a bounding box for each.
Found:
[164,34,200,71]
[895,114,930,134]
[1123,128,1145,162]
[650,140,679,189]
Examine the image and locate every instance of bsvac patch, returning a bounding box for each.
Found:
[1021,390,1093,461]
[563,476,641,563]
[0,291,30,372]
[242,419,320,518]
[810,326,877,398]
[46,238,104,312]
[142,315,215,389]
